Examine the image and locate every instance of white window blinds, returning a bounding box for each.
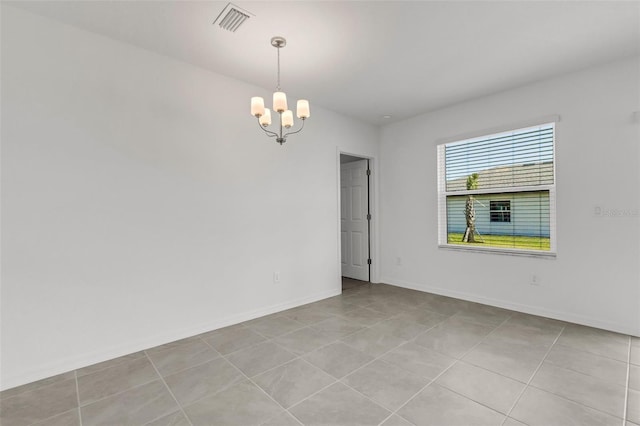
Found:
[437,122,556,255]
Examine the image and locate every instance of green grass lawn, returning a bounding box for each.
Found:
[447,233,550,251]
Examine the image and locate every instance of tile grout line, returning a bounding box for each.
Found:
[623,336,632,426]
[74,352,147,379]
[287,385,341,423]
[518,338,631,421]
[218,306,415,386]
[252,323,411,415]
[206,338,270,357]
[500,324,566,426]
[283,334,409,414]
[527,379,629,422]
[244,316,309,339]
[220,349,306,426]
[376,312,516,426]
[330,319,449,415]
[198,293,413,365]
[220,340,306,381]
[164,359,243,412]
[448,356,530,386]
[20,352,158,419]
[339,326,439,382]
[218,318,398,404]
[433,380,515,422]
[544,342,630,374]
[281,355,406,422]
[144,351,194,426]
[146,345,222,378]
[72,357,167,409]
[552,340,633,364]
[0,376,71,401]
[199,334,307,425]
[203,316,338,359]
[74,377,165,409]
[74,370,83,426]
[374,351,457,425]
[530,379,630,423]
[167,291,419,381]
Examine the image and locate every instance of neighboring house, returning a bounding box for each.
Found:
[446,163,552,237]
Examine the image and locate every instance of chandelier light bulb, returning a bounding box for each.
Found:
[273,92,287,113]
[297,100,310,119]
[251,97,265,117]
[282,110,294,128]
[259,108,272,127]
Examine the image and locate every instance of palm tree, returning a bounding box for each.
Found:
[462,173,479,243]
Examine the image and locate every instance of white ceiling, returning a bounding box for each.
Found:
[7,0,640,125]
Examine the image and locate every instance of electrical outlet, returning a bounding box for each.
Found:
[273,271,280,284]
[396,257,402,266]
[530,274,540,286]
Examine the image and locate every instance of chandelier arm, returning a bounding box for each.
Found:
[282,118,306,139]
[257,120,280,138]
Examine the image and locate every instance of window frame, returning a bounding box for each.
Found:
[436,117,558,257]
[489,200,511,223]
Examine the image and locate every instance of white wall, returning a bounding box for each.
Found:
[380,57,640,337]
[0,6,378,390]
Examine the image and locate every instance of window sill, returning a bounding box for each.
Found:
[438,244,556,259]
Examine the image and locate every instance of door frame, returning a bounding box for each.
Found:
[336,148,379,286]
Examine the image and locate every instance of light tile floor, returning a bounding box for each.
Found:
[1,282,638,426]
[341,277,370,291]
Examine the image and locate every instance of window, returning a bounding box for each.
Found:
[490,201,511,223]
[437,121,556,255]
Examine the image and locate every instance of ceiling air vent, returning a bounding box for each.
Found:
[213,3,252,32]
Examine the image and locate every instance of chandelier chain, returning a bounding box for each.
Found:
[276,46,281,91]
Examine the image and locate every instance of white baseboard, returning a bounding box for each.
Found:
[380,276,640,337]
[0,288,340,391]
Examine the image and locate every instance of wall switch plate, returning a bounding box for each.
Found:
[273,271,280,283]
[530,274,540,286]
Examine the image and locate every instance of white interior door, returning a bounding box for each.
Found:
[341,159,369,281]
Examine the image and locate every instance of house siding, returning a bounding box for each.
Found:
[447,191,550,237]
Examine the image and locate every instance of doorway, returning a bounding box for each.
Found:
[340,154,371,287]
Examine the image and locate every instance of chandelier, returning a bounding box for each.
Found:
[250,36,310,145]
